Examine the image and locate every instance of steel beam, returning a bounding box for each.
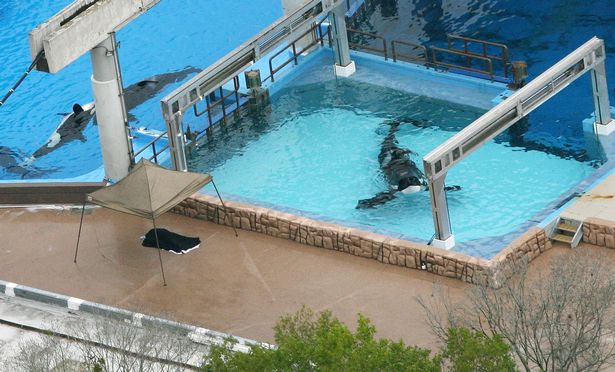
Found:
[423,37,611,246]
[168,116,188,172]
[29,0,161,73]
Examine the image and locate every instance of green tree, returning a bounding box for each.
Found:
[442,328,517,372]
[203,306,441,371]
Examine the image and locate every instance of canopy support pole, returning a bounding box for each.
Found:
[152,218,167,286]
[211,179,239,237]
[74,200,87,263]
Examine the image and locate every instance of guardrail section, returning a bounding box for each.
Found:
[447,34,510,77]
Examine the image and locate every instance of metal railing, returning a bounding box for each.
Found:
[193,75,241,126]
[132,130,169,165]
[267,17,331,83]
[347,28,388,60]
[345,31,508,81]
[447,34,510,77]
[133,75,242,165]
[431,47,494,80]
[391,40,428,64]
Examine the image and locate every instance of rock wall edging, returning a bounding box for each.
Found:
[172,194,551,285]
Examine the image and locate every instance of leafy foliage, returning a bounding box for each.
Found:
[442,328,517,372]
[203,306,441,371]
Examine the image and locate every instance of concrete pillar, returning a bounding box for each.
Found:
[428,175,455,249]
[590,60,615,135]
[90,34,132,182]
[329,7,356,77]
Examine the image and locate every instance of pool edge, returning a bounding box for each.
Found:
[172,193,551,286]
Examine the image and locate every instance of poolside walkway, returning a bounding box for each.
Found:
[563,170,615,222]
[0,206,608,351]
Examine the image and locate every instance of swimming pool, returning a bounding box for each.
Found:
[0,0,281,180]
[187,48,603,258]
[2,1,613,258]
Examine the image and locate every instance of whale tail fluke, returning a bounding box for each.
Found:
[356,190,398,209]
[20,155,36,167]
[423,185,462,192]
[444,185,462,192]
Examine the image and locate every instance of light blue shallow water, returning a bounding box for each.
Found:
[0,0,281,179]
[188,79,598,257]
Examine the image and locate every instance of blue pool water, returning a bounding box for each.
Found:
[188,74,599,257]
[0,0,281,180]
[2,1,614,257]
[349,0,615,158]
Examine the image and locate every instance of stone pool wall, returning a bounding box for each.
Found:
[172,194,551,285]
[582,217,615,248]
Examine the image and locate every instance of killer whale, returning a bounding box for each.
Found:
[0,67,202,177]
[122,66,201,122]
[31,103,96,159]
[357,120,460,209]
[27,67,202,162]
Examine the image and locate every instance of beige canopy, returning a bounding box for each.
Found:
[87,159,211,219]
[75,158,236,286]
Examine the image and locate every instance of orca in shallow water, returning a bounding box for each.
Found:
[356,120,461,209]
[31,103,96,159]
[122,66,201,122]
[26,67,202,162]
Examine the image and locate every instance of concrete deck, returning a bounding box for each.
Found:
[0,206,610,352]
[0,206,468,349]
[563,170,615,221]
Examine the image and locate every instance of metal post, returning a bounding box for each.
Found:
[427,174,455,249]
[73,200,87,263]
[167,115,188,172]
[591,59,613,128]
[109,32,135,167]
[90,35,132,181]
[152,218,167,286]
[329,6,355,77]
[211,179,239,237]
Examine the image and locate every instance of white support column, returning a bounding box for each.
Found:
[590,60,615,135]
[329,6,355,77]
[90,35,132,182]
[428,174,455,250]
[168,116,188,172]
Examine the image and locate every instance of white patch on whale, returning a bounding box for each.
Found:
[46,132,61,148]
[400,185,422,194]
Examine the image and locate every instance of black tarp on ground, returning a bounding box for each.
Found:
[142,228,201,254]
